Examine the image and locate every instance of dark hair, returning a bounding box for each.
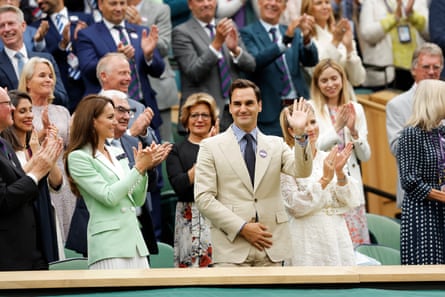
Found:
[229,79,261,103]
[0,90,33,151]
[64,94,115,197]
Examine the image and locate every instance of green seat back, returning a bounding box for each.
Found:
[356,245,401,265]
[366,213,401,250]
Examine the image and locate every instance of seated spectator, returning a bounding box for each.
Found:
[166,92,218,267]
[309,59,370,246]
[280,103,360,266]
[359,0,429,90]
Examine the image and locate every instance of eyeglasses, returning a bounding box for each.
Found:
[115,106,135,118]
[0,101,13,107]
[190,113,211,120]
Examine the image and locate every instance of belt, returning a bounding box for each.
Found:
[281,99,295,106]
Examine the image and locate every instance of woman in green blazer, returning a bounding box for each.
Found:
[65,95,157,269]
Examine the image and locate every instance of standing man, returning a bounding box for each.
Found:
[76,0,165,132]
[386,42,444,208]
[0,87,63,270]
[172,0,255,132]
[126,0,179,143]
[32,0,94,113]
[0,5,68,107]
[429,0,445,80]
[96,52,165,241]
[194,79,312,266]
[240,0,318,136]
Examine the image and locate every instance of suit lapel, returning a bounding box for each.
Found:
[219,130,253,191]
[254,132,272,189]
[0,50,18,86]
[97,22,118,52]
[189,17,212,46]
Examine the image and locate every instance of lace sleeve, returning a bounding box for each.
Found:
[280,173,327,218]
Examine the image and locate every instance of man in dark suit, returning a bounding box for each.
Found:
[240,0,318,136]
[0,5,68,107]
[31,0,94,113]
[0,87,62,271]
[76,0,165,132]
[172,0,255,132]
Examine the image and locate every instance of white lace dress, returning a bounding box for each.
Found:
[281,150,361,266]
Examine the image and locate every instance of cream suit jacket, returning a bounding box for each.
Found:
[194,128,312,264]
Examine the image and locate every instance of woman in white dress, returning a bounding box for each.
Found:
[310,59,371,246]
[280,103,360,266]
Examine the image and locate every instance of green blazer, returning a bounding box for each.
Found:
[67,145,149,266]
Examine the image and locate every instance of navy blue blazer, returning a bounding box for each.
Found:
[76,21,165,129]
[0,50,69,107]
[31,12,94,113]
[0,138,47,270]
[240,21,318,135]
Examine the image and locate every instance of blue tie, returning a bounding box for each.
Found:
[206,23,231,99]
[269,28,292,97]
[244,134,255,186]
[55,13,64,35]
[114,25,142,102]
[14,52,24,78]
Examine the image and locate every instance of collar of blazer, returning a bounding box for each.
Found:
[217,129,272,191]
[92,145,127,181]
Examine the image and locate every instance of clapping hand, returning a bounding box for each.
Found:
[335,142,353,174]
[141,25,159,60]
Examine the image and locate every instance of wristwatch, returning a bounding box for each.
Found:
[282,35,293,47]
[294,133,308,141]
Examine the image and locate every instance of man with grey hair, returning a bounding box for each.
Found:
[0,5,68,107]
[386,42,444,207]
[97,53,154,138]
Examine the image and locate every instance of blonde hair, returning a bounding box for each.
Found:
[407,79,445,131]
[180,92,219,128]
[301,0,336,37]
[279,102,315,147]
[18,57,56,103]
[310,59,349,117]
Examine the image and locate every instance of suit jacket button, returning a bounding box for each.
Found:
[254,198,258,202]
[121,207,127,213]
[130,206,136,212]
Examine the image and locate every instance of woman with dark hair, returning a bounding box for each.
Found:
[65,95,158,269]
[1,90,63,264]
[166,92,219,267]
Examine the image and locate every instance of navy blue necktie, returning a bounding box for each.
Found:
[244,134,255,186]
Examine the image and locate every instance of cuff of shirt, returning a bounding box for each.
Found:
[209,44,223,59]
[26,173,38,185]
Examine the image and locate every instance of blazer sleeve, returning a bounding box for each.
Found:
[172,25,220,82]
[0,160,39,214]
[166,144,194,199]
[67,150,148,207]
[386,96,405,156]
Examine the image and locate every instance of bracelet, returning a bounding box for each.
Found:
[337,177,347,183]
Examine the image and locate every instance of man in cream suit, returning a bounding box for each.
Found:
[195,79,312,266]
[386,43,443,207]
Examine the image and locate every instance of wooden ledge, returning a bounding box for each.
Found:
[2,266,445,290]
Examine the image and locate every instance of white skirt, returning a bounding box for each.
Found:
[89,254,149,270]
